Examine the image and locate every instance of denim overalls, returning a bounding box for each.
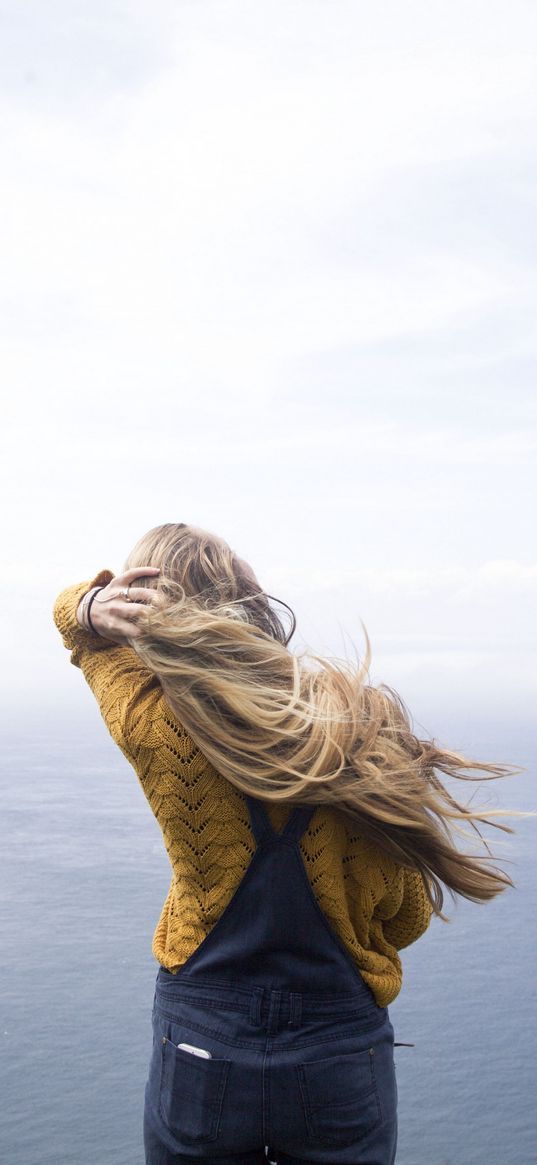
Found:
[144,797,398,1164]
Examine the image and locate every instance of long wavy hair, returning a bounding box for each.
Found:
[125,522,520,918]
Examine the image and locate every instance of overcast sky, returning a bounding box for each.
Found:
[2,1,536,736]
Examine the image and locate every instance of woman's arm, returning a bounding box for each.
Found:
[52,568,168,762]
[377,866,433,950]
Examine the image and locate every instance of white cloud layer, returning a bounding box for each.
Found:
[1,1,535,723]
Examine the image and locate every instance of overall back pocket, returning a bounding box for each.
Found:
[297,1048,382,1148]
[159,1036,231,1145]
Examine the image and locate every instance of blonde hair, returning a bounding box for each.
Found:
[125,522,520,918]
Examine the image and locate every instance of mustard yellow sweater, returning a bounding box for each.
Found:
[53,573,433,1007]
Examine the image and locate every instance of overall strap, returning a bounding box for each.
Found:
[245,795,273,844]
[245,795,316,846]
[280,804,316,842]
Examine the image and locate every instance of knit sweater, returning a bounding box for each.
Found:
[53,573,433,1007]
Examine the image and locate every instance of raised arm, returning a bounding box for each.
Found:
[52,567,166,762]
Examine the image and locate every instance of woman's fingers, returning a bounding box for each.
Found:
[122,586,161,605]
[119,566,160,583]
[118,600,160,638]
[94,581,161,608]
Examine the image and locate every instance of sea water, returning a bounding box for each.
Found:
[1,719,535,1165]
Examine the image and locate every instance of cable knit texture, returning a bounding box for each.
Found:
[53,575,433,1007]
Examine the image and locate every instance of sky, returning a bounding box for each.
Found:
[2,0,536,737]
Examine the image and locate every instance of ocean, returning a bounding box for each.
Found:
[1,719,535,1165]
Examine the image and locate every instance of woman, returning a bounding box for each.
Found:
[53,522,515,1165]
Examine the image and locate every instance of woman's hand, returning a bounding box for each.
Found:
[80,567,161,645]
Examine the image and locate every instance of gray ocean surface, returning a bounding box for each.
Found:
[1,716,535,1165]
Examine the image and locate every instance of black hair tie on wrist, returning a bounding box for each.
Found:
[86,587,103,634]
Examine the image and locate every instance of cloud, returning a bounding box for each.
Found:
[0,1,178,108]
[2,2,536,356]
[268,558,537,599]
[1,1,536,719]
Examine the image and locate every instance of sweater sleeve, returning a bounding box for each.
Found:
[52,574,176,764]
[378,866,433,951]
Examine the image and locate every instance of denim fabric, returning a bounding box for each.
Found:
[143,796,398,1164]
[144,972,398,1164]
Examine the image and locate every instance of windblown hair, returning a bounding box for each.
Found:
[125,522,520,918]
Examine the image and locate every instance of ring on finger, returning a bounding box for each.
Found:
[121,586,132,602]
